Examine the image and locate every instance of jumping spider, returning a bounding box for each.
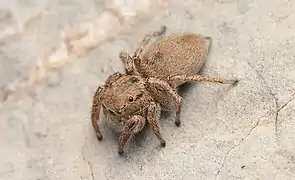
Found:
[91,26,238,155]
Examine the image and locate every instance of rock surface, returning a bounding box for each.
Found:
[1,0,295,179]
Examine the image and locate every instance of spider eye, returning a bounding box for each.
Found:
[128,97,134,102]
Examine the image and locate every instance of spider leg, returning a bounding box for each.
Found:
[118,115,146,155]
[119,51,135,75]
[91,86,104,140]
[133,26,166,59]
[146,78,183,127]
[147,102,166,147]
[119,26,166,74]
[168,75,239,85]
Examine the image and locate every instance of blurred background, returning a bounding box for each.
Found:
[1,0,295,179]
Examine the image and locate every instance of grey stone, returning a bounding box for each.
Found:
[1,0,295,179]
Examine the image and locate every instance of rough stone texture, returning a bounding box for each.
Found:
[0,0,165,105]
[1,0,295,179]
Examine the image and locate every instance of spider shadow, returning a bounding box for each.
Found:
[177,82,197,98]
[130,124,153,147]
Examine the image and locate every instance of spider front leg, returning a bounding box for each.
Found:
[133,26,166,59]
[147,102,166,147]
[168,75,239,85]
[118,115,146,155]
[119,51,135,75]
[146,78,183,127]
[91,86,104,140]
[119,26,166,75]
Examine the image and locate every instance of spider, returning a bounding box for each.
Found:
[90,26,238,155]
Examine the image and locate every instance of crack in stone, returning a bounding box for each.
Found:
[278,92,295,112]
[216,114,266,177]
[82,143,95,180]
[246,61,279,143]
